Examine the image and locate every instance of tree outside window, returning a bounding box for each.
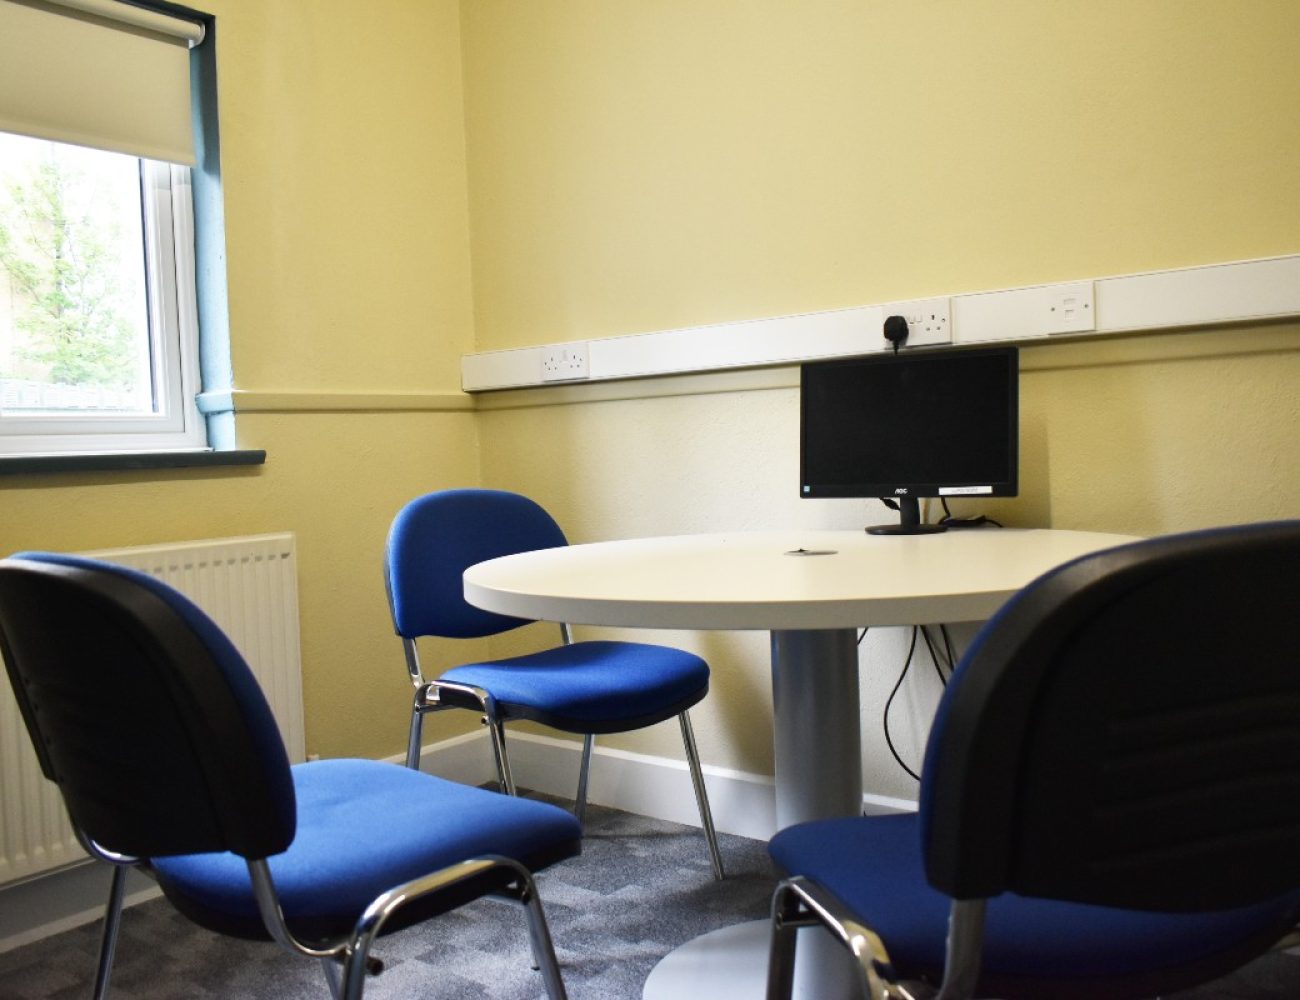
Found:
[0,133,152,415]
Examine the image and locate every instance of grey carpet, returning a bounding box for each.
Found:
[0,801,772,1000]
[2,799,1298,999]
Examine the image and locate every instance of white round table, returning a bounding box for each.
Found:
[464,527,1139,999]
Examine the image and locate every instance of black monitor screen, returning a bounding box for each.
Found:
[800,346,1019,504]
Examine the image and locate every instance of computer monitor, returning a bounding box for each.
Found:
[800,345,1019,534]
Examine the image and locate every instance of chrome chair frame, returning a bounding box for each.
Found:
[86,829,564,1000]
[401,622,723,878]
[77,835,135,1000]
[767,874,984,1000]
[248,854,565,1000]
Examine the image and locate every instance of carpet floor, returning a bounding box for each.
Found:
[1,799,1298,1000]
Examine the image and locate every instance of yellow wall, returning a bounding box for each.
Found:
[462,0,1300,790]
[0,0,485,761]
[462,0,1300,345]
[214,0,476,391]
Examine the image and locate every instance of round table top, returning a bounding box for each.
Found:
[463,527,1140,631]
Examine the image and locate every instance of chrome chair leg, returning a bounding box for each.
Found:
[488,717,518,796]
[767,876,902,1000]
[405,703,424,770]
[319,956,344,999]
[574,733,595,823]
[482,890,549,976]
[401,638,427,771]
[92,863,128,1000]
[934,900,986,1000]
[679,711,725,880]
[518,872,568,1000]
[336,858,566,1000]
[767,879,803,1000]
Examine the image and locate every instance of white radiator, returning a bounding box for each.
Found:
[0,533,305,886]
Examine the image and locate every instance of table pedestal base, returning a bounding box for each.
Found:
[771,628,862,827]
[642,919,862,1000]
[645,627,865,999]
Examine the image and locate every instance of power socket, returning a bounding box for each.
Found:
[880,297,951,347]
[541,341,590,381]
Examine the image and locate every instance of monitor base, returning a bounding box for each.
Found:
[866,522,947,536]
[865,497,946,535]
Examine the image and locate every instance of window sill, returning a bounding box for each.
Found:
[0,449,266,476]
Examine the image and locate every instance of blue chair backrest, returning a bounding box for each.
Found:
[386,489,569,640]
[0,553,296,861]
[920,521,1300,912]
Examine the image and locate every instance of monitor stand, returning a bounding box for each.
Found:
[866,497,947,535]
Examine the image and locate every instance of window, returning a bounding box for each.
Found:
[0,0,226,460]
[0,132,204,454]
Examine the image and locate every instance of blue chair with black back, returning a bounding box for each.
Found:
[385,488,724,879]
[0,552,581,1000]
[766,521,1300,999]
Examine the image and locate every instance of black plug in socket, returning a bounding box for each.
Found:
[883,315,909,351]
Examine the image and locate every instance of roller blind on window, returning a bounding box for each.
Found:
[0,0,205,165]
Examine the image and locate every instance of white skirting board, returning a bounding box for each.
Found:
[0,866,159,955]
[411,728,917,841]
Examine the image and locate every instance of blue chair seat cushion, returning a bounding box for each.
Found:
[438,640,709,734]
[152,759,582,942]
[769,813,1300,998]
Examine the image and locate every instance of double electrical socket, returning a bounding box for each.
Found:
[880,296,952,347]
[541,341,590,381]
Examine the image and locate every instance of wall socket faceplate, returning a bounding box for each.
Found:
[1044,281,1096,334]
[880,297,952,347]
[541,341,590,381]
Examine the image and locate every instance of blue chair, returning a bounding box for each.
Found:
[385,488,724,879]
[766,521,1300,999]
[0,552,581,1000]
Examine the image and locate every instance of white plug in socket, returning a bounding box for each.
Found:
[880,297,952,347]
[541,341,590,381]
[1044,281,1095,334]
